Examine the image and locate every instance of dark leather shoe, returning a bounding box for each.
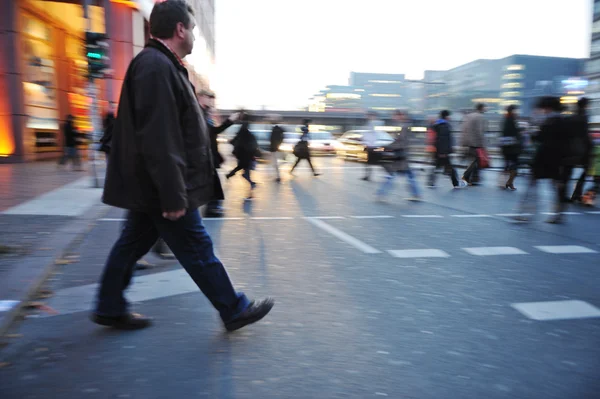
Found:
[91,312,153,330]
[224,298,274,332]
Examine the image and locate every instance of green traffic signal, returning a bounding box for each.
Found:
[87,52,103,59]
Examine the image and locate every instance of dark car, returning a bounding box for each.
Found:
[336,130,394,161]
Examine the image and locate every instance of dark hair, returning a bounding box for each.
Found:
[476,103,485,112]
[150,0,195,39]
[440,110,450,119]
[537,96,562,112]
[394,110,405,117]
[302,118,312,125]
[506,105,517,114]
[578,97,589,112]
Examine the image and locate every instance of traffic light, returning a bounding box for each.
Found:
[85,32,109,79]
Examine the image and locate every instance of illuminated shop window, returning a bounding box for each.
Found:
[503,73,523,80]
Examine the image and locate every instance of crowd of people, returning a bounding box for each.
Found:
[86,0,598,333]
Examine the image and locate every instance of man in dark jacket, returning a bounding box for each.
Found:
[269,114,284,182]
[197,90,239,216]
[58,114,82,170]
[570,97,592,203]
[93,0,273,331]
[428,110,464,188]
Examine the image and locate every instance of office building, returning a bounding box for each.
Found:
[587,0,600,124]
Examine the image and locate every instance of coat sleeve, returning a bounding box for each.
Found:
[212,119,233,135]
[133,63,188,212]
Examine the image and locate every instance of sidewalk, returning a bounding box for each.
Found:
[0,161,107,335]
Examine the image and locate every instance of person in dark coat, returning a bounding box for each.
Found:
[427,110,464,188]
[58,114,82,170]
[290,119,321,177]
[197,90,240,216]
[516,96,569,223]
[99,102,116,154]
[269,114,284,182]
[94,0,273,331]
[226,114,260,198]
[500,105,522,191]
[570,97,592,203]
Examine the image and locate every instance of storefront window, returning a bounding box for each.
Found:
[21,13,60,151]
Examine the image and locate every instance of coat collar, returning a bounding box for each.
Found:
[146,38,187,73]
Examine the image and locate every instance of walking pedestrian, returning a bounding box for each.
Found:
[290,119,321,177]
[569,98,593,203]
[198,90,240,216]
[226,113,260,199]
[428,110,464,188]
[499,105,522,191]
[361,111,380,181]
[376,110,421,201]
[269,115,285,182]
[461,103,488,185]
[516,96,569,224]
[58,114,82,171]
[93,0,273,331]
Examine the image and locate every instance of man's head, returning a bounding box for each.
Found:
[536,96,562,114]
[476,103,486,113]
[197,89,215,109]
[578,97,589,114]
[440,110,450,120]
[506,105,518,116]
[150,0,196,58]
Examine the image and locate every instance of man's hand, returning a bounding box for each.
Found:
[162,209,186,221]
[229,112,241,122]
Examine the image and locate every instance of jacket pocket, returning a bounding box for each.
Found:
[185,146,212,190]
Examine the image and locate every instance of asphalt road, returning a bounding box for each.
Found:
[1,158,599,399]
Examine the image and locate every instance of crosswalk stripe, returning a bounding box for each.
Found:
[305,217,380,254]
[463,247,528,256]
[534,245,598,254]
[512,300,600,321]
[388,249,450,258]
[401,215,443,218]
[451,214,492,218]
[351,215,394,219]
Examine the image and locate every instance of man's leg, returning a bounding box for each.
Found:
[571,167,588,202]
[152,238,175,259]
[290,157,301,174]
[153,209,272,329]
[405,168,420,198]
[94,211,160,318]
[306,156,320,176]
[272,152,281,181]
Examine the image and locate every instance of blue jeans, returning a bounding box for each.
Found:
[376,169,420,198]
[95,209,250,322]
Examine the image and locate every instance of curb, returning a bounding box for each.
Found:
[0,203,112,338]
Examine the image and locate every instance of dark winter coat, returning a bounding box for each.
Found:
[270,125,284,152]
[103,39,214,212]
[532,113,567,180]
[231,123,259,169]
[501,114,521,157]
[433,119,453,155]
[63,119,77,148]
[568,113,592,166]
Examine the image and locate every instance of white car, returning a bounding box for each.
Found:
[278,131,338,156]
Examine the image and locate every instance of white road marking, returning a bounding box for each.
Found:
[204,217,244,221]
[42,269,201,316]
[400,215,443,218]
[387,249,450,258]
[351,215,394,219]
[463,247,528,256]
[451,214,492,218]
[535,245,598,254]
[0,300,20,312]
[2,177,102,217]
[587,211,600,215]
[560,212,583,215]
[250,217,294,220]
[512,300,600,321]
[304,217,380,254]
[98,218,126,222]
[496,213,533,217]
[309,216,345,220]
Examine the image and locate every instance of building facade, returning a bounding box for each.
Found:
[587,0,600,124]
[0,0,215,162]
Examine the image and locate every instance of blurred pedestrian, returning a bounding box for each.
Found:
[269,114,285,182]
[58,114,82,171]
[290,119,321,177]
[569,97,593,203]
[361,111,380,181]
[198,89,240,216]
[376,110,421,201]
[516,96,569,224]
[427,110,464,188]
[227,112,260,199]
[499,105,522,191]
[93,0,273,331]
[461,103,488,185]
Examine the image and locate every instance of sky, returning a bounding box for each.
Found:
[209,0,592,110]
